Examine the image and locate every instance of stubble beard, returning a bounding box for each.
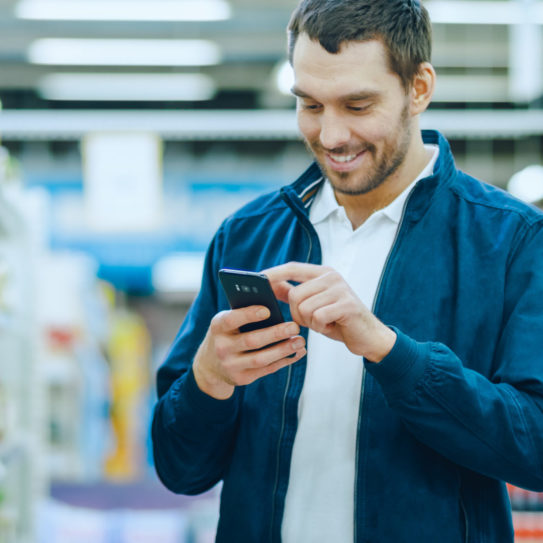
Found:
[307,103,412,196]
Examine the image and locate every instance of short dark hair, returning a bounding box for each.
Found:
[287,0,432,91]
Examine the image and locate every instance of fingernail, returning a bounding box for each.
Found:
[292,338,305,350]
[256,308,270,319]
[287,323,299,335]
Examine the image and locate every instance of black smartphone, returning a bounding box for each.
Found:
[218,268,285,333]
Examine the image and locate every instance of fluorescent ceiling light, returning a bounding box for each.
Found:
[275,61,294,96]
[508,165,543,204]
[28,39,221,66]
[16,0,231,22]
[38,73,216,101]
[426,1,542,25]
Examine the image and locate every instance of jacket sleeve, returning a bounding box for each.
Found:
[365,220,543,492]
[151,225,241,495]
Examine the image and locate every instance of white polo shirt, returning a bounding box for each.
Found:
[282,145,439,543]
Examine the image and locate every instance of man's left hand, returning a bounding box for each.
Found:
[263,262,396,363]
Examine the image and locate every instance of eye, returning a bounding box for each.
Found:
[347,104,370,112]
[301,103,321,111]
[296,97,321,111]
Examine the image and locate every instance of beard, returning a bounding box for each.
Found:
[305,101,412,196]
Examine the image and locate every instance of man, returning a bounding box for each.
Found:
[152,1,543,541]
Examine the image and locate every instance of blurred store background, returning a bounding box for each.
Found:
[0,0,542,541]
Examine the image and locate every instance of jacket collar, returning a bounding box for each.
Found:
[283,129,456,223]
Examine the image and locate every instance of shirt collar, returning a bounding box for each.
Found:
[381,144,439,223]
[310,144,439,226]
[310,177,339,224]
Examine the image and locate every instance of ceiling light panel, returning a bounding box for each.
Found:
[38,73,216,101]
[16,0,231,22]
[275,61,294,96]
[28,39,221,66]
[426,1,543,25]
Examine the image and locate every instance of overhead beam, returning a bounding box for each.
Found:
[3,109,543,141]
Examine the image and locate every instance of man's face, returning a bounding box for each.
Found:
[292,34,414,196]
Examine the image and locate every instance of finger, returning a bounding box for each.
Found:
[287,272,336,307]
[268,280,293,304]
[212,306,270,334]
[295,289,339,330]
[313,296,368,335]
[286,276,336,325]
[252,348,307,379]
[237,321,300,352]
[263,262,329,285]
[240,335,306,369]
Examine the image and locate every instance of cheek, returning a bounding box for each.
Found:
[297,112,320,142]
[352,116,395,144]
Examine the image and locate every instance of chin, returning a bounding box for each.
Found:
[328,172,381,196]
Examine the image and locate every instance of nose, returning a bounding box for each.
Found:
[319,111,351,151]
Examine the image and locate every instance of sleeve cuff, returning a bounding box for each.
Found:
[166,367,239,430]
[364,327,430,403]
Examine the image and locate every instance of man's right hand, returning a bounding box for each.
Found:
[192,306,306,400]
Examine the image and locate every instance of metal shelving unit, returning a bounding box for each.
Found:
[0,147,41,543]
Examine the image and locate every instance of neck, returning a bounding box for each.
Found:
[334,130,430,230]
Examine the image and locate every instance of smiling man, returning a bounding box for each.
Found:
[152,1,543,542]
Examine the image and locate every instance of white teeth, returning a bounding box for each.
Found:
[330,153,357,163]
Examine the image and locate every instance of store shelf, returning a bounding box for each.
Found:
[0,147,41,543]
[0,434,27,464]
[35,481,220,543]
[0,109,300,141]
[0,313,26,338]
[4,108,543,141]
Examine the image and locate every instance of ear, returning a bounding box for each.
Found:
[410,62,436,115]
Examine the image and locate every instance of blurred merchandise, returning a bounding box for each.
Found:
[75,336,112,482]
[36,481,220,543]
[104,303,151,480]
[512,512,543,542]
[37,500,188,543]
[36,253,113,482]
[508,484,543,541]
[509,484,543,511]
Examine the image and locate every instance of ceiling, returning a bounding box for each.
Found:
[0,0,539,112]
[0,0,540,109]
[0,0,297,109]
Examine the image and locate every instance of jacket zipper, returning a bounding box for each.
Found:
[353,187,417,543]
[353,369,366,543]
[269,192,316,543]
[270,366,293,543]
[459,496,469,543]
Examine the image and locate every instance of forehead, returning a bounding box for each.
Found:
[292,33,401,98]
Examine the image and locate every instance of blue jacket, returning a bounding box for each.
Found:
[152,130,543,543]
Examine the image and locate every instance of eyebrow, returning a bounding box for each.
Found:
[290,86,381,102]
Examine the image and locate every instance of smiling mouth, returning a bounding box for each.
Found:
[325,149,367,170]
[329,152,358,163]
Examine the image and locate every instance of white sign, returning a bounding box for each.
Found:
[83,132,163,232]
